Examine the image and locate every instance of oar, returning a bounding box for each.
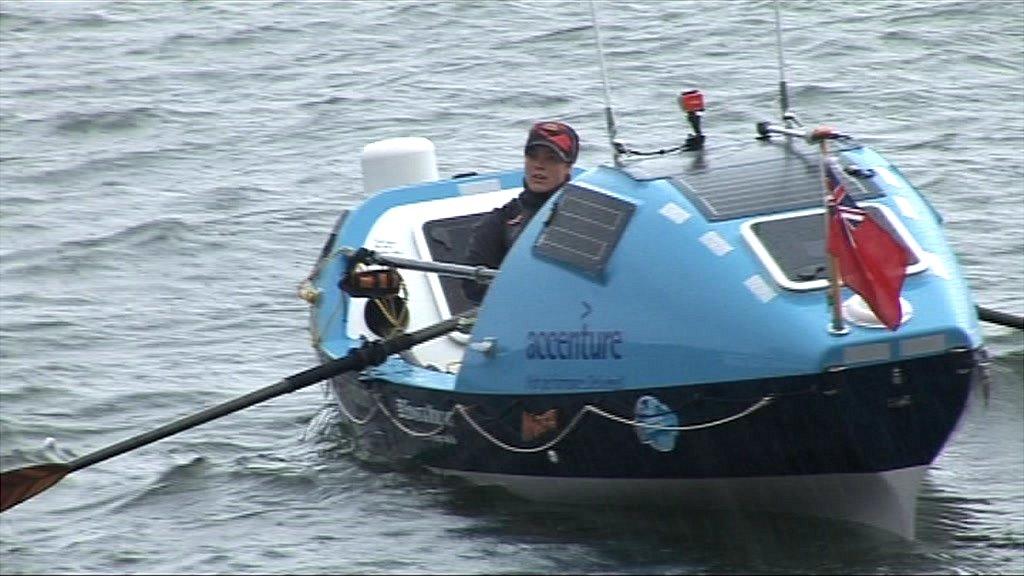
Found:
[340,246,499,283]
[976,305,1023,330]
[0,314,471,513]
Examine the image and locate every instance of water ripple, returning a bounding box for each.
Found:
[0,2,1020,574]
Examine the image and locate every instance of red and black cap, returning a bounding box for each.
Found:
[524,121,579,164]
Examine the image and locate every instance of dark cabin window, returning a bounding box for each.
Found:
[746,206,921,289]
[421,212,488,316]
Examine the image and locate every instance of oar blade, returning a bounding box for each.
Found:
[0,463,71,512]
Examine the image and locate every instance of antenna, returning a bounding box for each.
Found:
[587,0,622,166]
[773,0,796,126]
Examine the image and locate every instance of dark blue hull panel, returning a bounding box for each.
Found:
[327,348,978,480]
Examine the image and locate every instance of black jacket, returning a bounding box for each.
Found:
[462,184,558,303]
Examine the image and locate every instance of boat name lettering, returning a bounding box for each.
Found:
[526,324,624,360]
[395,398,452,426]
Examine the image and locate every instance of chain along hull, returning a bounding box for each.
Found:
[324,347,980,537]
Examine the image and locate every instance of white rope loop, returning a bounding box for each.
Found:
[374,394,455,438]
[584,396,774,432]
[334,392,379,426]
[333,390,776,454]
[454,403,594,454]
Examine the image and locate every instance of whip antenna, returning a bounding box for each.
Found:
[773,0,796,126]
[587,0,622,166]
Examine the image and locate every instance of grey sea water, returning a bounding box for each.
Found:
[0,1,1021,574]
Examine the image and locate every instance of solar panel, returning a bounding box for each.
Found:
[533,184,636,277]
[671,151,882,222]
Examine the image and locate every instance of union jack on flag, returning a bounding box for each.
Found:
[825,158,911,331]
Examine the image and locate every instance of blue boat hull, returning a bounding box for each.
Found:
[305,136,988,537]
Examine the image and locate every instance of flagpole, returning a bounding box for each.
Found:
[816,128,849,336]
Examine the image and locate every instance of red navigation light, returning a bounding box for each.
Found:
[679,89,705,113]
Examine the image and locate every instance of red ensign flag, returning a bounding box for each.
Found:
[825,159,911,331]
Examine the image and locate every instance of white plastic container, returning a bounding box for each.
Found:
[360,136,440,196]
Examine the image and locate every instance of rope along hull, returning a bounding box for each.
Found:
[325,348,977,531]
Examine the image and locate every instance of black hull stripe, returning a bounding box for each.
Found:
[325,348,979,480]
